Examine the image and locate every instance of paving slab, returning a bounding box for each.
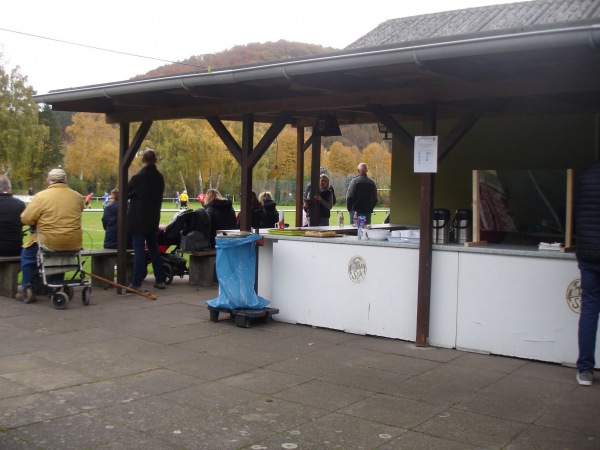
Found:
[0,276,598,449]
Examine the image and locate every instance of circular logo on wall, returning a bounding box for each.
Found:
[348,255,367,283]
[566,279,581,314]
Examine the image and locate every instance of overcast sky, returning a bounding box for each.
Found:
[2,0,527,95]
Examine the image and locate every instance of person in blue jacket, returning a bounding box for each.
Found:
[102,189,132,249]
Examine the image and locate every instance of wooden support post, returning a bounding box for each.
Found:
[296,128,305,227]
[117,121,152,292]
[239,114,254,231]
[309,134,321,226]
[117,123,130,291]
[562,168,574,252]
[415,102,435,347]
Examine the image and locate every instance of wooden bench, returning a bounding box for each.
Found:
[81,249,134,288]
[0,256,22,298]
[0,249,136,297]
[186,250,217,286]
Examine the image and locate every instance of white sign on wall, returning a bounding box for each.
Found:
[414,136,438,173]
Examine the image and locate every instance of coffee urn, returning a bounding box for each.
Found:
[432,208,451,244]
[453,209,473,244]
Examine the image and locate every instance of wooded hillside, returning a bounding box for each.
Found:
[134,40,338,79]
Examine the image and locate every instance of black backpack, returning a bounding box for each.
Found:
[180,209,212,252]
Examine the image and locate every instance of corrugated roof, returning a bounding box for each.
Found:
[347,0,600,49]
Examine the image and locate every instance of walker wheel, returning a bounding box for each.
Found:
[51,291,69,310]
[82,287,91,306]
[63,286,74,300]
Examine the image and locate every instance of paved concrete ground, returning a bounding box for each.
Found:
[0,277,599,449]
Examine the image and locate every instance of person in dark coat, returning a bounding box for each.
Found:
[259,191,279,228]
[237,191,264,230]
[102,189,119,249]
[575,160,600,386]
[0,175,26,256]
[204,189,237,247]
[102,189,132,249]
[346,162,378,225]
[306,174,336,226]
[127,148,166,290]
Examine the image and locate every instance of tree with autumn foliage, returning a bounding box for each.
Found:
[64,113,119,193]
[0,54,48,191]
[328,141,359,178]
[143,119,240,196]
[362,142,391,187]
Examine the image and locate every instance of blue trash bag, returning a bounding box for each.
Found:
[206,233,270,310]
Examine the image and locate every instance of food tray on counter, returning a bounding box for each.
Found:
[304,230,342,237]
[268,228,306,236]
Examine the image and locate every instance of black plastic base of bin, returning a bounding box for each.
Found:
[207,306,279,328]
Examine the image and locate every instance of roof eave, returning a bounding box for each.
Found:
[34,24,600,107]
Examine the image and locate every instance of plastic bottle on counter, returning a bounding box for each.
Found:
[338,210,344,227]
[357,215,366,239]
[278,210,284,229]
[353,211,358,226]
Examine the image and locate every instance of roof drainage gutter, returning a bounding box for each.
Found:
[35,25,600,105]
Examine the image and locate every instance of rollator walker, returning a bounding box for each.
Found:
[22,232,92,309]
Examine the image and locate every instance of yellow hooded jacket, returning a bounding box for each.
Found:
[21,183,85,251]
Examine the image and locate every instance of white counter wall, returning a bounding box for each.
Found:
[257,235,596,366]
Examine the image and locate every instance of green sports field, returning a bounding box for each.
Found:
[80,201,388,249]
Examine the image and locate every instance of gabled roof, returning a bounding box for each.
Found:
[34,1,600,126]
[347,0,600,50]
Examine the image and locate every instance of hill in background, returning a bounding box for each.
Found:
[133,40,339,80]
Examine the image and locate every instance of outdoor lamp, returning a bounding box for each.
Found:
[378,123,392,140]
[313,114,342,137]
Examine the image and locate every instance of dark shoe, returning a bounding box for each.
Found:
[577,371,593,386]
[127,284,142,291]
[154,282,166,289]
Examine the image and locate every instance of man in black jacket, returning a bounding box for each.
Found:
[0,175,25,256]
[127,149,166,290]
[575,160,600,386]
[346,163,378,225]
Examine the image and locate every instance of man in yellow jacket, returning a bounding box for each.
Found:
[17,168,84,303]
[179,190,189,209]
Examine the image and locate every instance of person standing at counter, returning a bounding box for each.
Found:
[306,174,336,226]
[575,160,600,386]
[346,162,378,225]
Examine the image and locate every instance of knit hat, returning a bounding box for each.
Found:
[48,168,67,183]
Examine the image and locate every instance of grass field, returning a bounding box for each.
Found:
[81,200,389,249]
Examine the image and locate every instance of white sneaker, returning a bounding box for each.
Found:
[577,371,593,386]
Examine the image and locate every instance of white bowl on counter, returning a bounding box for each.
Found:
[365,229,391,241]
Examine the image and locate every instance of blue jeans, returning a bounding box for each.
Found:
[577,260,600,372]
[21,244,39,289]
[131,233,163,287]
